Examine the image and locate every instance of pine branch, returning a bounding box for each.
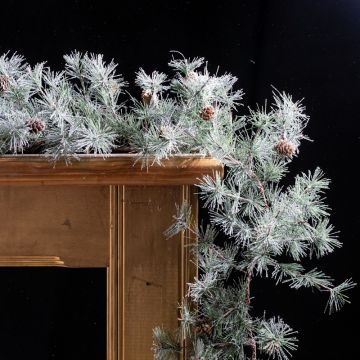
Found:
[0,51,354,359]
[152,327,181,360]
[325,279,356,314]
[257,317,298,360]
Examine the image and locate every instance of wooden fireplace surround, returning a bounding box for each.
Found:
[0,154,223,360]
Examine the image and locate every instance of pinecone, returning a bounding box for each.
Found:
[27,118,46,134]
[141,89,152,105]
[274,139,296,156]
[194,317,213,336]
[109,79,120,93]
[0,75,10,93]
[159,125,175,139]
[184,71,197,81]
[159,126,167,139]
[200,105,215,121]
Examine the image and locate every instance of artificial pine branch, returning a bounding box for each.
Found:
[0,51,355,359]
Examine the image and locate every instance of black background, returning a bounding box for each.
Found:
[0,269,106,359]
[0,0,359,359]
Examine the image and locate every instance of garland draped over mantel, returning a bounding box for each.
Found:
[0,52,355,359]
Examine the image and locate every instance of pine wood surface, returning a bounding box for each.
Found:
[0,185,109,267]
[0,155,212,359]
[0,154,223,185]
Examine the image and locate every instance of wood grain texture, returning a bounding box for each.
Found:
[0,186,109,267]
[124,186,181,360]
[0,173,201,359]
[0,154,223,186]
[108,185,197,360]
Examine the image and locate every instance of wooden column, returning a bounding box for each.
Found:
[108,185,197,360]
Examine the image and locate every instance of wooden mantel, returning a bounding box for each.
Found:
[0,154,223,185]
[0,154,222,360]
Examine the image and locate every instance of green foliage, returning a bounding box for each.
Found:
[152,327,181,360]
[256,317,298,360]
[0,51,126,161]
[0,51,355,359]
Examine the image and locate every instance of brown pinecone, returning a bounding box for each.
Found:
[0,75,10,93]
[27,118,46,134]
[200,105,215,121]
[194,317,213,336]
[141,89,152,105]
[274,139,296,156]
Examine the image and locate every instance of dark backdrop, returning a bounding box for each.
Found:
[0,0,358,359]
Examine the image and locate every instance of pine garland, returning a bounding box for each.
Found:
[0,51,355,359]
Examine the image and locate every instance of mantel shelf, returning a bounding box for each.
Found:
[0,154,223,186]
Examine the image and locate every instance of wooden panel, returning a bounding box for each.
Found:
[108,185,197,360]
[0,154,223,186]
[123,186,182,359]
[0,186,109,267]
[0,182,199,359]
